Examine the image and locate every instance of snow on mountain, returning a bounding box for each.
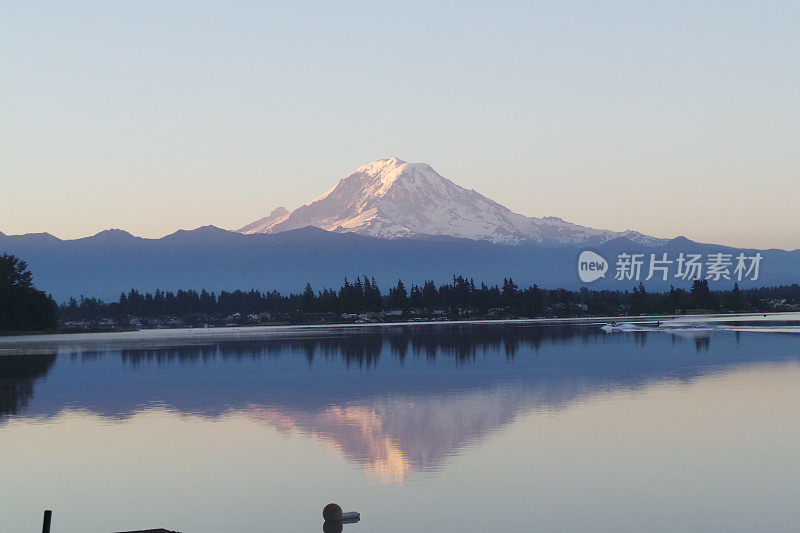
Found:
[238,158,664,246]
[236,206,290,234]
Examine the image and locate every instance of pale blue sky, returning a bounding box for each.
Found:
[2,1,798,249]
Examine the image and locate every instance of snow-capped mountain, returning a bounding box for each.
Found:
[238,158,664,245]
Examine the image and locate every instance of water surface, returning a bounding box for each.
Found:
[2,322,800,532]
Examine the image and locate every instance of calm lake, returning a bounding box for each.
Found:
[2,320,800,532]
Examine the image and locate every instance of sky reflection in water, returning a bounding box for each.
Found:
[2,323,800,532]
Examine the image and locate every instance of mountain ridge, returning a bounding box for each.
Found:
[2,225,798,301]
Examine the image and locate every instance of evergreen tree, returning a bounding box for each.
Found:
[387,279,408,310]
[729,282,742,312]
[300,283,315,311]
[691,279,713,309]
[0,254,57,331]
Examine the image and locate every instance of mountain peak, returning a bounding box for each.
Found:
[351,156,435,180]
[163,225,236,241]
[310,157,442,212]
[238,158,665,246]
[352,157,408,190]
[10,232,61,242]
[89,228,138,241]
[355,157,407,173]
[187,225,229,234]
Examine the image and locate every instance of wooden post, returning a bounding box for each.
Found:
[42,510,52,533]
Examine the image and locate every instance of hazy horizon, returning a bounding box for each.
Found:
[3,2,799,249]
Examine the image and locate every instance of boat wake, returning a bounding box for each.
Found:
[601,313,800,335]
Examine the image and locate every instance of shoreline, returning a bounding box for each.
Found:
[1,312,799,348]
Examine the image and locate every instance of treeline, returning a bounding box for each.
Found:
[59,275,799,322]
[0,254,58,331]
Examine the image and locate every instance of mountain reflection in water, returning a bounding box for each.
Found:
[2,323,798,481]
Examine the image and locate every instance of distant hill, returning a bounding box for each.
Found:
[1,226,797,302]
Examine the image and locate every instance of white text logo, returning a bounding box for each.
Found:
[578,251,608,283]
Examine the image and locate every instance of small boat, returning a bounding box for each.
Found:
[600,321,625,333]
